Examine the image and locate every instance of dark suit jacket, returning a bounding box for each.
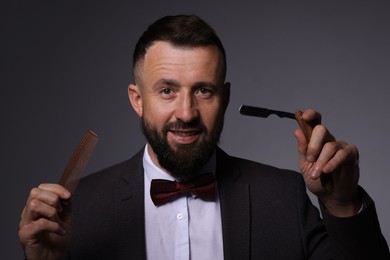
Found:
[68,147,389,259]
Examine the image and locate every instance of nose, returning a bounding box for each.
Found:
[174,94,199,123]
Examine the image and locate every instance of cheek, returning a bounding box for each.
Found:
[201,106,224,129]
[143,102,173,127]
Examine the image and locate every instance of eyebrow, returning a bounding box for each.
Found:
[153,79,218,90]
[193,81,218,90]
[153,79,180,88]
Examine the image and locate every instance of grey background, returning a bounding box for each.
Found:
[2,1,389,258]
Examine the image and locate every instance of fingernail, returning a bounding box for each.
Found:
[63,190,71,198]
[310,167,319,178]
[307,155,315,163]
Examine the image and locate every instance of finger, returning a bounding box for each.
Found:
[38,183,71,199]
[308,141,341,178]
[25,198,61,222]
[322,143,358,173]
[21,200,60,228]
[19,218,67,245]
[301,109,321,122]
[27,187,63,210]
[294,128,308,157]
[295,129,316,174]
[29,184,71,212]
[21,185,70,226]
[307,125,335,162]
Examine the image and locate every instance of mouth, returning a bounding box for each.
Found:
[168,129,202,144]
[171,129,201,136]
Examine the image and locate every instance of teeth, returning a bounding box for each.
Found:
[173,131,197,136]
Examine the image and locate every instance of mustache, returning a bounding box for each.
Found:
[163,119,207,133]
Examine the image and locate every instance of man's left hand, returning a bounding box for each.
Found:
[294,109,361,217]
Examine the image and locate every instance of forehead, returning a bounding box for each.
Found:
[139,41,224,82]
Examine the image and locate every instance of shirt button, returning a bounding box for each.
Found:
[177,213,183,220]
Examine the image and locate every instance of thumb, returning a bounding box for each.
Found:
[294,128,309,164]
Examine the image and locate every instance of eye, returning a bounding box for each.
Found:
[196,87,213,99]
[159,88,176,100]
[161,88,172,95]
[199,88,211,94]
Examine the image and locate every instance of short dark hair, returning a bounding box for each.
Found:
[132,15,227,84]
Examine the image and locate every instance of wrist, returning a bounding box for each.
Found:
[321,198,362,217]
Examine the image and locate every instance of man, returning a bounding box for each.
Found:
[19,15,389,259]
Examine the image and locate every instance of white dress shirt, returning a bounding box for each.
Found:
[143,145,224,260]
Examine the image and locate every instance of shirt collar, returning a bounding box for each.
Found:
[143,144,216,183]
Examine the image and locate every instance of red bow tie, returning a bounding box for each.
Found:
[150,173,216,206]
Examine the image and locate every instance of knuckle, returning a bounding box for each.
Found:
[34,218,60,233]
[46,207,58,219]
[315,124,327,135]
[345,144,359,161]
[35,218,48,229]
[18,227,30,244]
[347,143,358,153]
[47,196,59,207]
[29,198,40,210]
[37,183,47,190]
[17,228,25,240]
[38,183,49,188]
[30,187,41,198]
[337,149,349,160]
[323,141,338,151]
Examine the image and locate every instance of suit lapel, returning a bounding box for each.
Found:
[114,148,147,259]
[216,148,251,260]
[108,147,251,259]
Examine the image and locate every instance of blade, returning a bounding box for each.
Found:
[239,105,296,119]
[239,104,333,192]
[58,130,99,194]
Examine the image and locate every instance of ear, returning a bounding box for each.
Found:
[222,82,231,112]
[128,84,143,117]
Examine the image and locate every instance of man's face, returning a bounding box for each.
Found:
[129,41,230,179]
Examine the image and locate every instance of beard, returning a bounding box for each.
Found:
[141,116,224,180]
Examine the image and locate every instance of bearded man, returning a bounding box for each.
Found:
[19,15,389,260]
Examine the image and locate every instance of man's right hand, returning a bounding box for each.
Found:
[18,183,72,260]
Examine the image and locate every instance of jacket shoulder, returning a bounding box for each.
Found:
[217,148,302,185]
[77,148,144,190]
